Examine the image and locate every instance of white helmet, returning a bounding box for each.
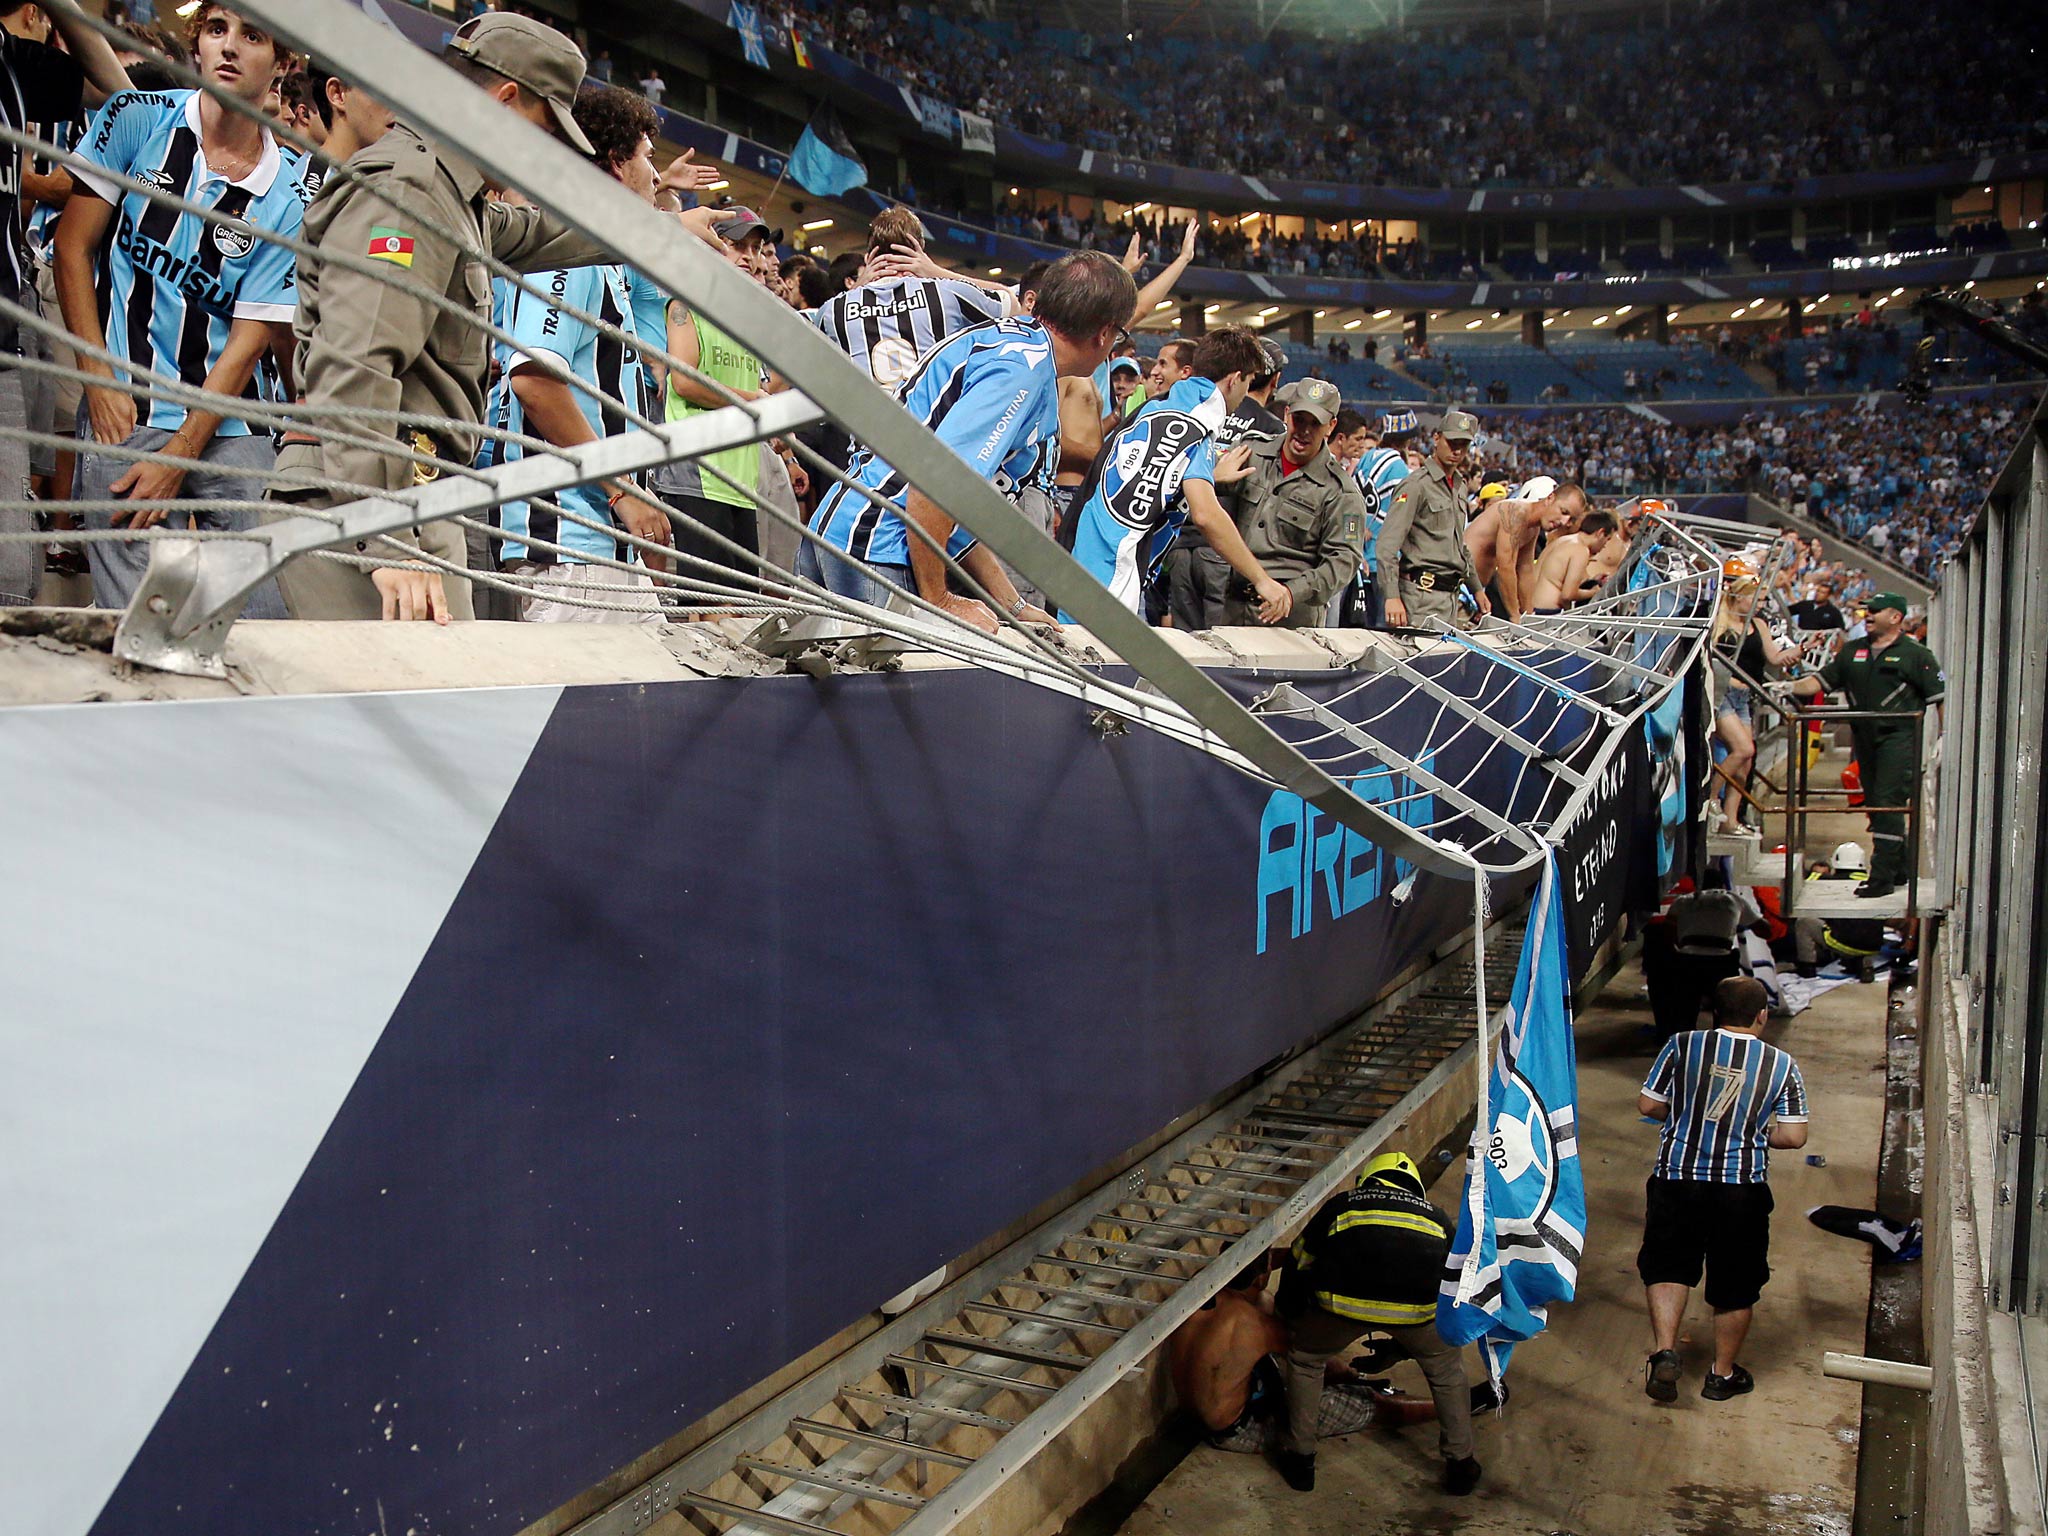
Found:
[1831,842,1869,873]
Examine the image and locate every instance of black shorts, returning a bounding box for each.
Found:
[1637,1176,1774,1310]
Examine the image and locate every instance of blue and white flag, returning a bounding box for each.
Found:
[728,0,769,68]
[1438,851,1587,1386]
[789,107,869,198]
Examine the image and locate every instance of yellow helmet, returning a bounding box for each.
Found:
[1358,1150,1425,1195]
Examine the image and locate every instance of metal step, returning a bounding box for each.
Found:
[565,921,1522,1536]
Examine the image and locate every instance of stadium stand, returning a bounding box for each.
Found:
[769,0,2045,187]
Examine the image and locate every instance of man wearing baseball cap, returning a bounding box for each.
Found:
[270,11,612,622]
[1779,592,1943,897]
[1375,409,1488,631]
[1213,375,1365,629]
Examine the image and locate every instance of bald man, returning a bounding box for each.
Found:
[1170,1252,1435,1453]
[1466,476,1588,623]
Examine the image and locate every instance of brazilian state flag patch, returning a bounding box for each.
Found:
[367,227,415,267]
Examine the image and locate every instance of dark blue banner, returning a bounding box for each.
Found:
[84,651,1591,1536]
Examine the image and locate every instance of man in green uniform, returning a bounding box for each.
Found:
[1781,593,1944,896]
[1215,376,1363,628]
[269,13,613,622]
[1376,409,1490,631]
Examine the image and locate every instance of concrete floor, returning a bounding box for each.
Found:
[1116,904,1891,1536]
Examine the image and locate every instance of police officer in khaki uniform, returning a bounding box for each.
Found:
[1375,408,1489,631]
[269,13,619,622]
[1215,377,1363,628]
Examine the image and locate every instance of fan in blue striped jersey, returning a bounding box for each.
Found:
[65,89,303,435]
[809,314,1059,573]
[811,273,1015,391]
[808,207,1019,391]
[483,263,647,568]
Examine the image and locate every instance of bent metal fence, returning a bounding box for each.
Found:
[0,0,1739,893]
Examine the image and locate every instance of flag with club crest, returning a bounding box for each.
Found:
[1437,849,1587,1388]
[728,1,769,68]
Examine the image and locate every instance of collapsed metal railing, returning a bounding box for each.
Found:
[0,0,1734,889]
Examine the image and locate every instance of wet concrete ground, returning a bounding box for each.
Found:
[1110,949,1888,1536]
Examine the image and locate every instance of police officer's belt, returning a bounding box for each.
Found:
[1402,563,1463,592]
[279,427,452,486]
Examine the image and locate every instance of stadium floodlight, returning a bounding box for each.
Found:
[1616,304,1632,316]
[1153,301,1173,310]
[989,267,1003,276]
[802,218,834,231]
[1465,318,1483,329]
[1892,286,1906,297]
[1344,320,1363,330]
[1373,308,1394,319]
[1593,315,1609,325]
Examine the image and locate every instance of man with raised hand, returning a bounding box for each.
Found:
[55,2,297,618]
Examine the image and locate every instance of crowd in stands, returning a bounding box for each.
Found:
[1499,394,2020,580]
[3,0,2025,650]
[771,0,2045,188]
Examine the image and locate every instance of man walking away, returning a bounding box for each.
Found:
[1638,976,1808,1404]
[1272,1151,1479,1496]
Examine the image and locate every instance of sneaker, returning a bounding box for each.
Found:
[1701,1364,1755,1400]
[1274,1450,1316,1492]
[1444,1455,1483,1496]
[1645,1348,1682,1403]
[1855,880,1896,899]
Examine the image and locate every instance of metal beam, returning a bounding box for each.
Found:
[112,395,823,677]
[199,0,1500,883]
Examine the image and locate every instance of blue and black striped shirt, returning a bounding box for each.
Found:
[1642,1028,1808,1183]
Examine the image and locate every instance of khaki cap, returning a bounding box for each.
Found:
[449,13,593,155]
[1438,408,1479,441]
[1284,376,1342,425]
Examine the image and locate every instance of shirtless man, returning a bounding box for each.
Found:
[1465,475,1588,623]
[1529,508,1619,613]
[1169,1253,1435,1452]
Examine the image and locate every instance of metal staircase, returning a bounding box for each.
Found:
[567,925,1522,1536]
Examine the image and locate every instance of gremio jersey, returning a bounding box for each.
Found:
[72,90,302,436]
[1353,446,1411,571]
[483,263,642,566]
[1066,376,1227,617]
[1641,1028,1808,1184]
[810,275,1014,389]
[813,316,1059,567]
